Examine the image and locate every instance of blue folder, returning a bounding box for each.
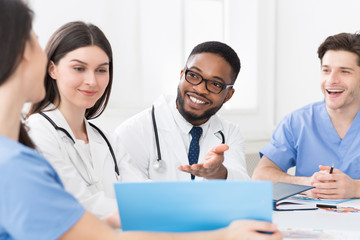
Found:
[114,180,272,232]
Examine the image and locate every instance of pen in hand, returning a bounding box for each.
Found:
[316,163,335,200]
[317,164,337,208]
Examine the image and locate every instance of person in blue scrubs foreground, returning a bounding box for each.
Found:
[253,32,360,199]
[0,0,282,239]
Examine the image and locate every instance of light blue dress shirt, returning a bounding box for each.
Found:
[0,136,85,240]
[260,101,360,179]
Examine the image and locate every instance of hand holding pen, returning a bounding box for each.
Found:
[311,164,360,199]
[315,163,335,203]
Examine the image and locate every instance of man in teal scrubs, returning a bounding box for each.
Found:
[253,32,360,200]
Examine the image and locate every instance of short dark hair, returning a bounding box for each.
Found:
[318,32,360,66]
[186,41,241,83]
[28,21,113,120]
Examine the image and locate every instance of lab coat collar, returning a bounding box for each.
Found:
[42,104,77,142]
[86,120,109,179]
[42,103,107,144]
[42,104,109,182]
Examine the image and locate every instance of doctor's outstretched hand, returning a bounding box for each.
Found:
[178,144,229,179]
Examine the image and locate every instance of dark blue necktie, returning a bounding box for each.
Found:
[188,126,203,180]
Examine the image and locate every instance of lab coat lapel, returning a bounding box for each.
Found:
[154,95,189,166]
[45,107,77,142]
[86,121,108,180]
[46,108,98,183]
[72,141,99,183]
[202,115,224,156]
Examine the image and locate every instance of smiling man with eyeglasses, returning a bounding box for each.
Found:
[184,67,234,94]
[115,41,250,181]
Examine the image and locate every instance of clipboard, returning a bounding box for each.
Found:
[114,180,273,232]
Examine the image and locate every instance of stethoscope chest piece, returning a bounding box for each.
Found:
[153,159,166,172]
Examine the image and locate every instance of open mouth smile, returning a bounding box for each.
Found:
[326,88,345,98]
[186,93,210,110]
[189,95,206,104]
[326,89,344,94]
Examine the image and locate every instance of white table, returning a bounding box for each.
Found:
[273,199,360,239]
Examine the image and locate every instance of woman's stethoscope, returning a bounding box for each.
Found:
[151,105,225,172]
[40,112,119,185]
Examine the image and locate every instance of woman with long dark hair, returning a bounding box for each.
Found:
[26,21,136,226]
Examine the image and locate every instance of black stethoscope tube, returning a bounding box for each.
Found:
[218,131,225,144]
[40,112,119,176]
[151,105,162,162]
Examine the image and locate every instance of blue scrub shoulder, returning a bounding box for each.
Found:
[0,136,85,240]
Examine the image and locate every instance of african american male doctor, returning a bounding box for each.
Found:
[115,41,250,181]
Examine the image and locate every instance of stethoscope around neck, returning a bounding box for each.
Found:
[40,112,119,185]
[151,105,225,172]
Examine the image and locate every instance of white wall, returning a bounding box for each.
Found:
[29,0,275,141]
[28,0,360,153]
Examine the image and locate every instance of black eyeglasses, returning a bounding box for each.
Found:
[184,68,233,94]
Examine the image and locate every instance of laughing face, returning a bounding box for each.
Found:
[176,52,235,125]
[321,50,360,113]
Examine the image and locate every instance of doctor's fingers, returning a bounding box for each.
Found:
[316,178,356,199]
[318,164,336,172]
[316,190,353,199]
[178,168,203,176]
[310,171,328,185]
[181,166,212,176]
[194,165,224,176]
[178,163,205,170]
[204,145,228,164]
[318,165,344,175]
[178,164,192,171]
[178,164,203,173]
[313,181,337,189]
[311,184,348,198]
[316,170,348,183]
[313,191,344,199]
[203,156,224,169]
[210,144,229,154]
[305,189,320,199]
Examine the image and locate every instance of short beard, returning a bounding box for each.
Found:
[176,87,223,125]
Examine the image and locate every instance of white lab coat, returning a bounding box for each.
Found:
[26,105,139,218]
[115,95,250,181]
